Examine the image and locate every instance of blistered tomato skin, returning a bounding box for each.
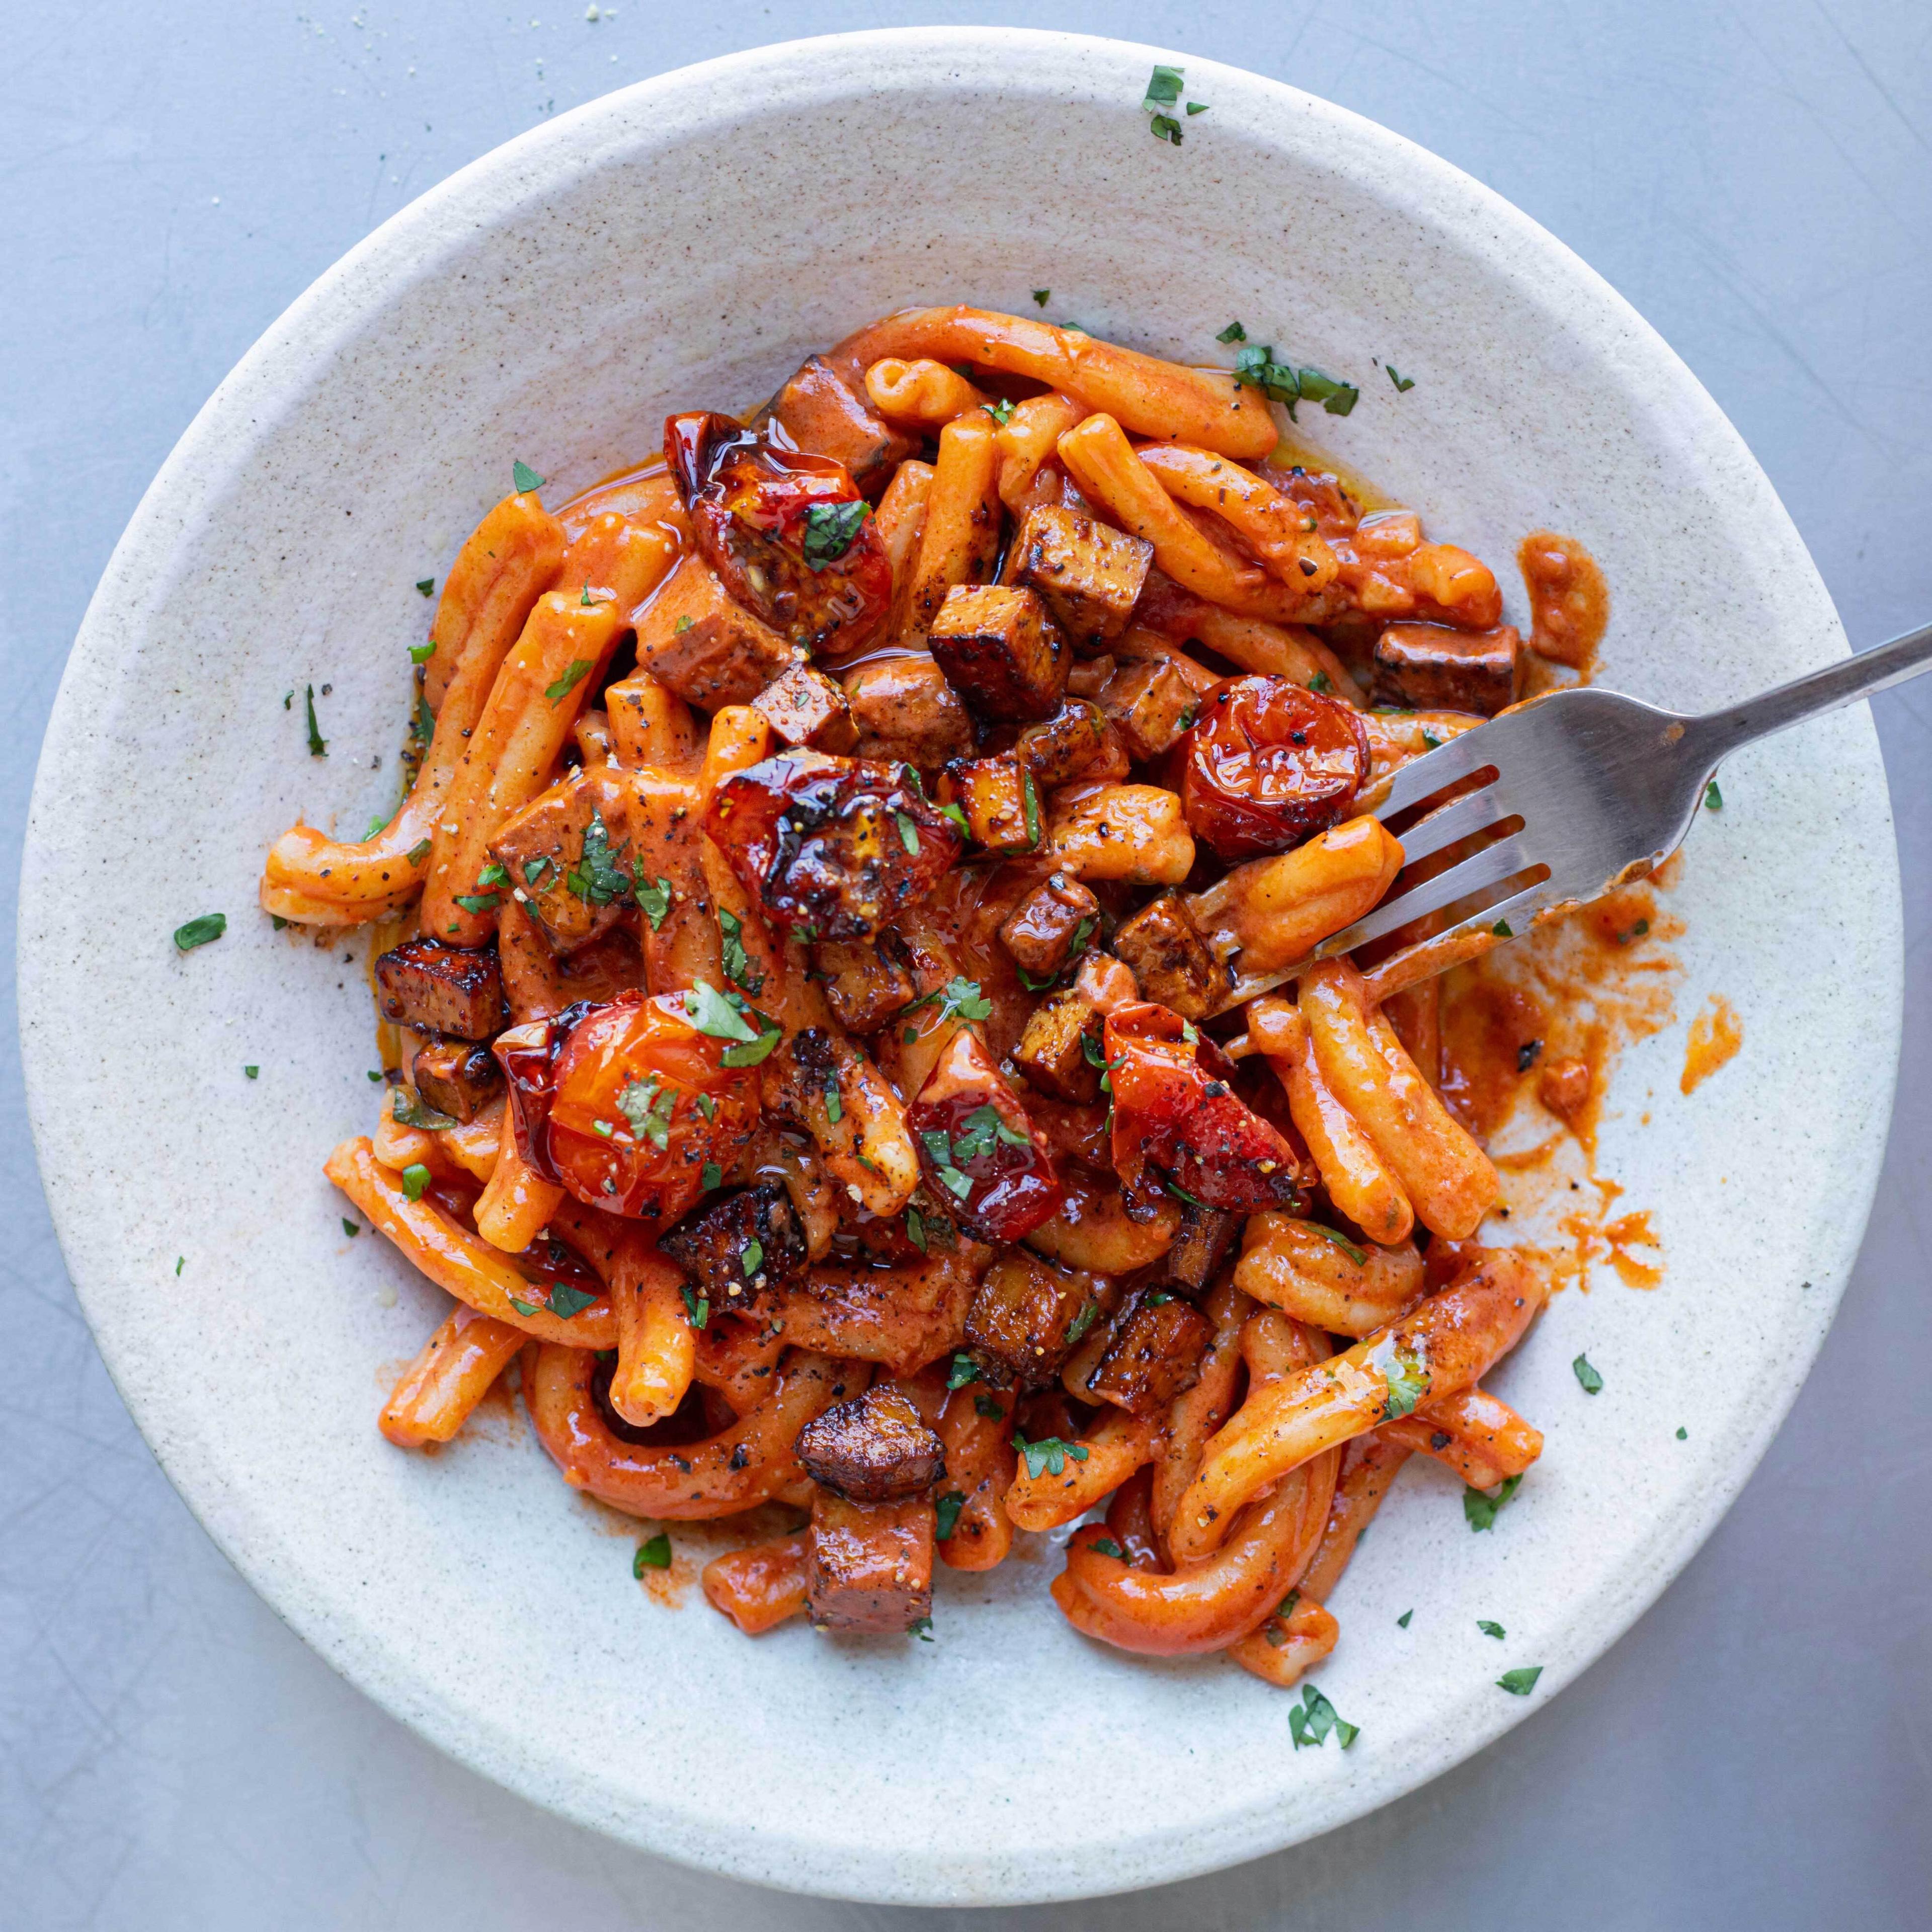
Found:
[664,411,893,657]
[1180,676,1371,862]
[706,752,964,941]
[907,1030,1065,1243]
[1104,1002,1306,1215]
[494,993,760,1222]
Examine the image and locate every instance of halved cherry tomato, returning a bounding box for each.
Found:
[907,1030,1064,1242]
[1104,1001,1305,1214]
[706,751,963,940]
[664,411,893,656]
[1179,674,1370,861]
[495,993,761,1222]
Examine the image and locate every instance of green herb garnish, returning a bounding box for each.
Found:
[935,1492,967,1540]
[173,913,227,953]
[1305,1222,1368,1266]
[1464,1472,1525,1532]
[545,658,593,705]
[1289,1683,1358,1750]
[1013,1432,1089,1480]
[1573,1354,1603,1394]
[513,459,546,494]
[304,684,327,756]
[1704,778,1723,811]
[633,1533,671,1573]
[392,1088,458,1130]
[718,907,762,991]
[342,1217,359,1236]
[700,1160,722,1192]
[416,578,436,596]
[453,893,500,914]
[1386,364,1416,393]
[894,810,920,856]
[1478,1620,1506,1640]
[399,1163,432,1202]
[635,875,673,929]
[800,500,868,570]
[1497,1666,1543,1696]
[681,1284,710,1330]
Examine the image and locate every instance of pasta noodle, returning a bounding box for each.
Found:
[269,306,1618,1687]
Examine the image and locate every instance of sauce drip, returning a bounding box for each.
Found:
[1517,531,1609,677]
[1680,995,1743,1095]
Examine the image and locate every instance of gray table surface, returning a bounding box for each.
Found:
[5,4,1928,1925]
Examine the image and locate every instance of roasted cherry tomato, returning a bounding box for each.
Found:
[1179,674,1371,862]
[664,411,893,657]
[1104,1001,1305,1215]
[494,993,761,1222]
[706,751,963,941]
[907,1030,1064,1242]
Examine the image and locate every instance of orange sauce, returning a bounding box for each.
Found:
[1439,874,1681,1293]
[1680,995,1742,1095]
[1517,531,1609,676]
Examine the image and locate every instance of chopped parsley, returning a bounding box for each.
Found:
[1013,1432,1088,1480]
[476,862,510,889]
[407,839,432,866]
[392,1088,457,1130]
[903,975,993,1034]
[823,1079,843,1124]
[1032,289,1051,307]
[681,981,782,1064]
[1379,1343,1428,1420]
[304,684,327,756]
[695,1094,716,1122]
[1397,1608,1414,1629]
[413,694,435,745]
[545,1282,598,1321]
[945,1352,978,1391]
[416,578,436,596]
[1497,1666,1543,1696]
[1289,1683,1359,1750]
[1704,778,1723,811]
[982,396,1016,428]
[1464,1472,1524,1532]
[545,658,593,705]
[1614,918,1651,946]
[894,810,921,856]
[1305,1223,1368,1266]
[1478,1620,1506,1640]
[1089,1538,1125,1560]
[974,1394,1004,1422]
[453,892,500,914]
[173,913,227,953]
[1308,671,1333,694]
[1217,320,1247,344]
[1142,63,1185,145]
[800,500,869,570]
[1066,1298,1101,1345]
[906,1204,929,1253]
[1231,345,1359,420]
[399,1163,432,1203]
[910,1615,935,1642]
[633,1533,671,1573]
[935,1492,967,1540]
[1021,767,1041,847]
[342,1217,359,1237]
[616,1076,677,1150]
[718,908,762,992]
[564,811,633,906]
[512,459,546,494]
[681,1284,710,1330]
[409,639,437,665]
[920,1129,974,1201]
[1186,101,1210,116]
[1676,1425,1687,1440]
[1573,1353,1603,1394]
[244,1065,259,1080]
[742,1238,764,1278]
[1386,364,1416,393]
[1492,920,1514,939]
[635,875,673,929]
[700,1160,722,1192]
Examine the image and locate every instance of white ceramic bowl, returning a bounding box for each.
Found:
[19,27,1900,1906]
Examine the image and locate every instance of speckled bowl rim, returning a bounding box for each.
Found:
[18,27,1901,1906]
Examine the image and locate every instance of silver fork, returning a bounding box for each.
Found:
[1304,618,1932,996]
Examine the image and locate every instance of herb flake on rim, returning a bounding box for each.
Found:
[173,913,227,953]
[1497,1666,1543,1696]
[633,1533,671,1573]
[1464,1472,1524,1532]
[1572,1353,1603,1394]
[1289,1683,1358,1750]
[513,459,546,494]
[304,685,327,756]
[1386,364,1416,392]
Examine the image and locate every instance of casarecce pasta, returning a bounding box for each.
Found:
[271,305,1612,1691]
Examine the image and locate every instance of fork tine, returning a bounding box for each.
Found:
[1372,730,1498,820]
[1358,880,1549,1003]
[1390,784,1514,869]
[1317,829,1539,956]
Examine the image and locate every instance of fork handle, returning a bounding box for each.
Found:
[1691,617,1932,760]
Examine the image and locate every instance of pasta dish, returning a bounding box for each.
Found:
[260,305,1611,1694]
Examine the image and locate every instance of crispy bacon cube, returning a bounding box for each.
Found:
[927,584,1067,720]
[1372,621,1525,716]
[410,1038,503,1122]
[1110,891,1232,1021]
[658,1181,808,1312]
[635,556,801,708]
[771,354,916,496]
[842,656,974,770]
[1008,502,1152,647]
[999,872,1101,983]
[907,1029,1064,1242]
[752,661,859,752]
[807,1491,934,1634]
[1011,988,1104,1105]
[1097,658,1201,762]
[814,938,916,1034]
[488,766,638,955]
[704,752,962,940]
[374,938,504,1041]
[1088,1290,1214,1415]
[1017,698,1131,788]
[935,755,1036,854]
[795,1384,946,1502]
[964,1248,1105,1386]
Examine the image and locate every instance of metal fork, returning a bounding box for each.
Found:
[1304,618,1932,996]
